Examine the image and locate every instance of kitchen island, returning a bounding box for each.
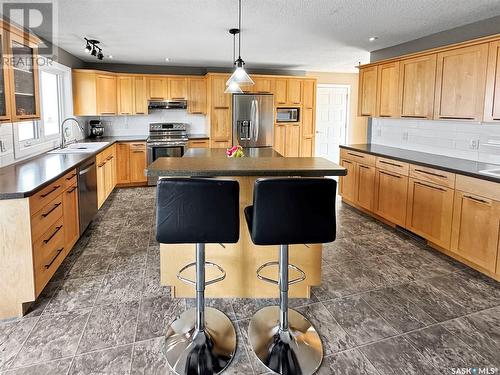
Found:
[147,148,346,298]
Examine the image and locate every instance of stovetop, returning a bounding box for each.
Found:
[147,122,188,144]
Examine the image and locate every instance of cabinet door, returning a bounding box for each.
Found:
[188,78,206,114]
[275,79,287,105]
[287,80,302,105]
[96,160,106,209]
[358,66,378,116]
[451,191,500,273]
[374,169,408,226]
[274,124,286,156]
[0,28,11,121]
[117,76,134,115]
[116,142,130,184]
[253,78,273,93]
[484,41,500,122]
[129,143,147,183]
[168,77,187,99]
[377,62,400,117]
[285,125,300,157]
[147,77,167,100]
[211,107,231,142]
[399,54,437,119]
[211,75,230,108]
[104,152,116,196]
[356,163,375,210]
[302,80,315,109]
[134,76,148,115]
[8,32,40,120]
[339,159,356,202]
[434,44,488,121]
[300,107,314,157]
[63,183,79,252]
[406,178,454,249]
[96,74,117,115]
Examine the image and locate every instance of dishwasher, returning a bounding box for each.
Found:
[77,157,98,234]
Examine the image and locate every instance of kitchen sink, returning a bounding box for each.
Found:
[48,142,110,154]
[478,168,500,177]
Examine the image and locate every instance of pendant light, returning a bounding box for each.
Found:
[226,0,254,87]
[224,29,243,93]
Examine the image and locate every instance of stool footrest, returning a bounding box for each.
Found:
[256,261,306,286]
[177,261,226,286]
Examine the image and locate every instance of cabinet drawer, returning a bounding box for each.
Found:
[129,142,146,151]
[33,217,66,296]
[62,169,78,189]
[31,194,63,242]
[376,157,409,175]
[29,181,64,216]
[455,175,500,201]
[188,139,209,148]
[410,165,455,188]
[340,149,375,166]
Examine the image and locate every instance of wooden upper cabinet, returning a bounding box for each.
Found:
[8,32,40,121]
[168,77,187,100]
[211,107,231,142]
[96,74,117,115]
[302,80,315,109]
[211,75,230,108]
[188,78,206,114]
[134,76,147,115]
[399,54,437,119]
[252,77,273,93]
[117,76,134,115]
[147,77,167,100]
[434,44,488,121]
[358,66,378,116]
[484,41,500,122]
[287,80,302,105]
[377,62,400,117]
[0,28,11,121]
[275,79,287,105]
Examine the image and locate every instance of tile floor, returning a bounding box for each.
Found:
[1,187,499,374]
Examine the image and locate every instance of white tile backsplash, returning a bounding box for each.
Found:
[371,118,500,164]
[82,110,208,137]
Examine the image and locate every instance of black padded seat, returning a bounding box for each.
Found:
[245,177,337,245]
[156,178,240,244]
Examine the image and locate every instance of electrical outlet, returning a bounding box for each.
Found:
[469,138,480,150]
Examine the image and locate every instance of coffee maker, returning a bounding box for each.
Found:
[89,120,104,138]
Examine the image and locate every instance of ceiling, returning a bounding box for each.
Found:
[50,0,500,72]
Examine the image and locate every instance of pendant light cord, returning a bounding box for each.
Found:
[238,0,242,59]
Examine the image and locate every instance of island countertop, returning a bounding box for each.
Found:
[146,148,347,177]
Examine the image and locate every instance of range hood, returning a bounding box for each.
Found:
[148,100,187,111]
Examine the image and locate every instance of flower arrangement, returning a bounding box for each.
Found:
[226,145,245,158]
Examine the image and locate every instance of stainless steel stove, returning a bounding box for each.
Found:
[147,123,188,185]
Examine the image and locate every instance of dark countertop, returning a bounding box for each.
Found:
[187,133,209,140]
[340,144,500,183]
[147,147,346,177]
[0,136,148,200]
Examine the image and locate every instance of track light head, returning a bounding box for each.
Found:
[85,42,91,54]
[97,50,103,60]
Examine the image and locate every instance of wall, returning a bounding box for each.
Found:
[371,15,500,62]
[371,118,500,164]
[305,71,367,144]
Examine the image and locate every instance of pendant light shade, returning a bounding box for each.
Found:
[226,58,254,86]
[224,80,243,94]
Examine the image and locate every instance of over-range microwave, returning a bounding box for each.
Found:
[276,107,300,123]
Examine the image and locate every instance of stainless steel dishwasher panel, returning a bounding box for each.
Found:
[77,158,98,234]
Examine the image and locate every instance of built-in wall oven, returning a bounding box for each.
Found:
[146,123,188,185]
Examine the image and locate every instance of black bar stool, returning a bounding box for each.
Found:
[244,178,337,375]
[156,178,240,375]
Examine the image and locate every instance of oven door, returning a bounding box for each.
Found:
[147,143,184,185]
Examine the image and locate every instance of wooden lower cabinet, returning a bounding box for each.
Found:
[406,177,454,249]
[339,159,357,202]
[187,139,209,148]
[129,143,147,183]
[116,142,131,184]
[116,142,148,185]
[96,145,117,208]
[374,169,408,226]
[285,125,300,157]
[450,191,500,273]
[356,163,376,210]
[62,183,79,252]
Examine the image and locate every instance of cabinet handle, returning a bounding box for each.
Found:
[65,173,76,180]
[414,168,446,178]
[132,150,144,153]
[41,202,61,218]
[106,155,114,161]
[342,160,352,164]
[67,186,77,193]
[414,181,446,192]
[379,160,403,168]
[359,165,371,169]
[464,195,490,205]
[214,106,229,109]
[45,248,64,269]
[347,152,365,158]
[379,170,401,179]
[439,116,475,120]
[99,112,116,115]
[43,225,63,244]
[98,162,106,167]
[135,112,145,114]
[171,97,185,100]
[40,185,60,198]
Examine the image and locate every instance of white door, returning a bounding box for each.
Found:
[315,85,348,163]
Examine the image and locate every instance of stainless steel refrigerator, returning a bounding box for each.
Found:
[232,93,274,147]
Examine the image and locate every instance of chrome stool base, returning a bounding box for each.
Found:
[164,307,237,375]
[248,306,323,375]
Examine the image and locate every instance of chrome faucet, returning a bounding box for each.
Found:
[60,117,85,148]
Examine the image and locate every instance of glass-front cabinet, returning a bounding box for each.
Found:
[7,31,40,121]
[0,28,11,121]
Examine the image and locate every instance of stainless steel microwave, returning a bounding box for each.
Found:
[276,107,300,123]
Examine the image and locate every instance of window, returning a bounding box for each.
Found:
[14,61,72,159]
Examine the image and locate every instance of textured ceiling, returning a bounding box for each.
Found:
[50,0,500,72]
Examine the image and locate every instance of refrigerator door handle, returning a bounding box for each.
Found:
[254,98,259,142]
[250,98,256,143]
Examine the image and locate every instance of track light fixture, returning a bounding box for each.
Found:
[84,38,105,60]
